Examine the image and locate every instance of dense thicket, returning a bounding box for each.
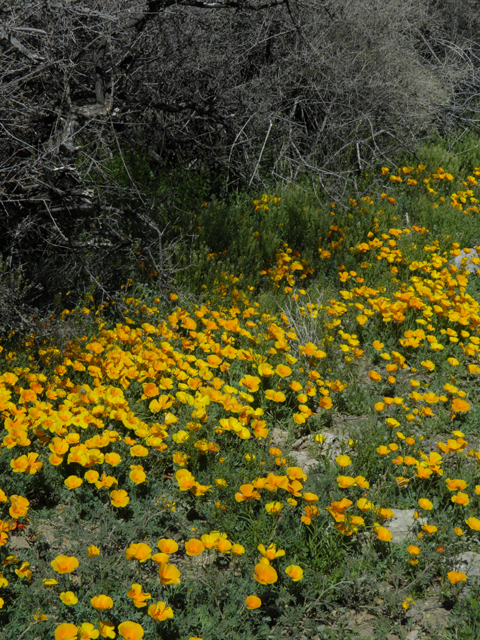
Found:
[1,0,479,330]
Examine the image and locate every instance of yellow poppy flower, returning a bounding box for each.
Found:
[285,565,304,581]
[335,455,352,467]
[110,489,130,508]
[60,591,79,606]
[418,499,433,510]
[64,476,83,490]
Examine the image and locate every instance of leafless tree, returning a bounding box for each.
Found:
[1,0,479,330]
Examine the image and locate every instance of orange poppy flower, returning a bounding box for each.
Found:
[152,552,170,565]
[158,538,178,554]
[451,398,470,413]
[129,465,147,484]
[91,595,114,610]
[286,466,307,481]
[466,517,480,531]
[239,375,261,392]
[232,544,246,556]
[158,563,181,585]
[355,476,370,488]
[176,469,195,491]
[127,584,151,608]
[10,452,43,474]
[118,621,144,640]
[257,543,285,561]
[451,492,469,506]
[375,507,394,520]
[245,595,262,609]
[9,495,29,519]
[265,390,286,402]
[253,563,278,584]
[373,524,392,542]
[125,543,152,563]
[148,601,174,621]
[329,498,353,514]
[447,571,466,585]
[337,476,356,488]
[258,363,274,377]
[235,484,261,502]
[217,538,232,553]
[55,623,78,640]
[99,621,115,639]
[185,539,204,556]
[142,383,159,398]
[51,555,79,574]
[357,498,374,511]
[275,365,292,378]
[265,502,283,515]
[130,445,149,457]
[84,470,100,484]
[421,524,438,534]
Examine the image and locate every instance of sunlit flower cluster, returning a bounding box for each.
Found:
[1,163,480,634]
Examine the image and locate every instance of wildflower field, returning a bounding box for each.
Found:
[2,154,480,640]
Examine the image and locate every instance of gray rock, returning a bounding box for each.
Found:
[450,248,480,274]
[288,449,319,472]
[344,609,377,638]
[271,429,324,471]
[292,431,346,459]
[271,428,355,473]
[454,551,480,579]
[387,509,424,544]
[406,599,452,633]
[271,427,289,450]
[9,535,31,550]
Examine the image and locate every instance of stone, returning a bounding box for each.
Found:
[387,509,424,544]
[270,428,354,473]
[271,427,289,450]
[288,448,319,472]
[405,595,452,633]
[270,429,322,472]
[454,551,480,582]
[450,249,480,274]
[9,535,31,550]
[344,609,377,638]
